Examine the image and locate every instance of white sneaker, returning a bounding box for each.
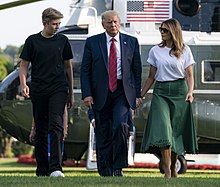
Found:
[50,170,65,177]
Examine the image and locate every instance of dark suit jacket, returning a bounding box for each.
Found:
[80,32,142,110]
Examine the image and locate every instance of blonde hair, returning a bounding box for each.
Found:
[42,7,63,23]
[101,10,121,23]
[159,18,184,59]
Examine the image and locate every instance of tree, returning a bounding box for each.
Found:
[0,64,7,80]
[0,46,18,157]
[3,45,19,66]
[0,128,13,157]
[0,55,13,81]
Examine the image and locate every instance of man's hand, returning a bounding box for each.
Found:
[83,96,93,108]
[63,124,68,138]
[67,93,74,109]
[136,97,142,108]
[22,85,30,98]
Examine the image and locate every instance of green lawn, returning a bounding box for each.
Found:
[0,158,220,187]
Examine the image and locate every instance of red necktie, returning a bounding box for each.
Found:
[109,38,117,92]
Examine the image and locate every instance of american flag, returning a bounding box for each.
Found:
[127,0,171,23]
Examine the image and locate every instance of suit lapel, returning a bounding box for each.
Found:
[120,33,127,74]
[99,33,108,71]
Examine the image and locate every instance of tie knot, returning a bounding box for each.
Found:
[111,38,115,43]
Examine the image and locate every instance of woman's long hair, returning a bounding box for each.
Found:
[159,18,184,59]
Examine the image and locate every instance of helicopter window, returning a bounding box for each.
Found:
[202,60,220,83]
[6,76,25,100]
[69,40,86,89]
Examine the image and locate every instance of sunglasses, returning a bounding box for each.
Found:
[159,27,170,33]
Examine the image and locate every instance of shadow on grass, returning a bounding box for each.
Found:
[0,162,32,167]
[0,170,34,174]
[186,170,220,174]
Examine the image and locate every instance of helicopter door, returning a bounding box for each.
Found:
[86,123,136,170]
[86,122,97,170]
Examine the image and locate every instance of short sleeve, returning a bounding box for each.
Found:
[183,45,195,69]
[147,47,157,67]
[63,38,73,61]
[19,36,33,62]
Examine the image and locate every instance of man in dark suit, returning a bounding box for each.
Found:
[80,10,142,177]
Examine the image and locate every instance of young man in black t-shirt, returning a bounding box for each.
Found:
[19,7,74,177]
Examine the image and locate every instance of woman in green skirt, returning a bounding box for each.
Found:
[140,18,198,178]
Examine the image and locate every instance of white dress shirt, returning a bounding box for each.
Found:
[105,32,122,79]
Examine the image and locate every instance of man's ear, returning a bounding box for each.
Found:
[42,21,47,26]
[102,22,106,29]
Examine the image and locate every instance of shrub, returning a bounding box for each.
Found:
[11,140,34,157]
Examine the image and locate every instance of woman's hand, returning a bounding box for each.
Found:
[185,92,194,103]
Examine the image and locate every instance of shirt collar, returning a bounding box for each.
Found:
[105,32,120,43]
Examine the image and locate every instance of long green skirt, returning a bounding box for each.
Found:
[140,79,198,155]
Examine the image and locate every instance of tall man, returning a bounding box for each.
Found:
[80,10,142,176]
[19,8,74,177]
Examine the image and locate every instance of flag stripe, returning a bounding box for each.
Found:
[127,0,171,23]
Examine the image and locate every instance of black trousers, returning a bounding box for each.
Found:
[94,80,130,176]
[31,91,67,176]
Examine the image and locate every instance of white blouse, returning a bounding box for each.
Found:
[147,45,195,81]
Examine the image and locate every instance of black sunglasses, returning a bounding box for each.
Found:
[159,27,170,33]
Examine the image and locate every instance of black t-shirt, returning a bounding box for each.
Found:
[20,32,73,94]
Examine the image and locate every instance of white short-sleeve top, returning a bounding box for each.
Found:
[147,45,195,81]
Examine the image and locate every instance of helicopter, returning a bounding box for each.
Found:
[0,0,220,174]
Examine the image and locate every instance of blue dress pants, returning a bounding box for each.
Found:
[94,80,130,176]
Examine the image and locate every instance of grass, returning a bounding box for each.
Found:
[0,158,220,187]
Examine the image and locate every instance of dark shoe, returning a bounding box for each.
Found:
[36,173,49,177]
[114,169,123,177]
[99,168,113,177]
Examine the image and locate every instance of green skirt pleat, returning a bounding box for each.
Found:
[140,79,198,155]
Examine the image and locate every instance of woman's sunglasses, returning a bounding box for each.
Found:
[159,27,170,33]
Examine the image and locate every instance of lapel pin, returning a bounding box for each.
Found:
[124,41,127,45]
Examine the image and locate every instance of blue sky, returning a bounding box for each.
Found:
[0,0,72,49]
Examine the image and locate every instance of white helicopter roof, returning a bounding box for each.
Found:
[64,0,220,46]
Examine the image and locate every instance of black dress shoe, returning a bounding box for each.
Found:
[114,169,123,177]
[37,173,49,177]
[99,168,113,177]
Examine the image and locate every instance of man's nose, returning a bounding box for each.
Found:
[109,21,116,26]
